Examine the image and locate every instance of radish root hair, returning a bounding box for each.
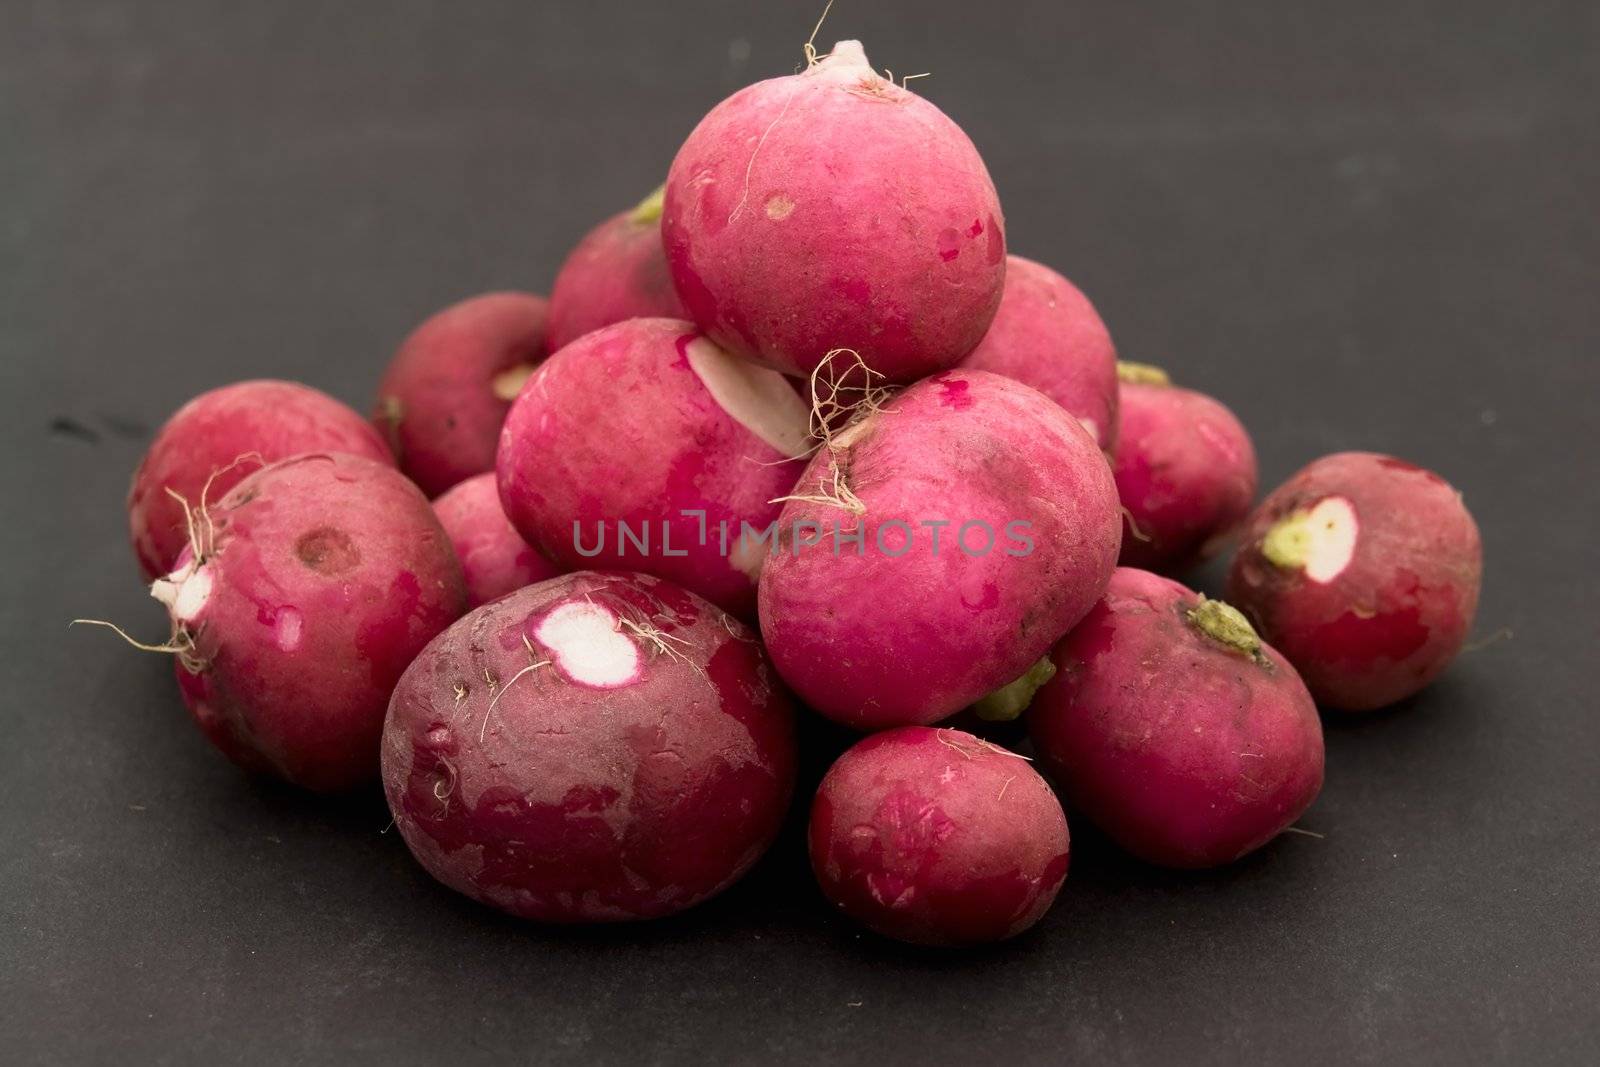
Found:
[70,617,207,674]
[768,349,889,517]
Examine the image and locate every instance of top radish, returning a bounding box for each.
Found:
[663,41,1006,383]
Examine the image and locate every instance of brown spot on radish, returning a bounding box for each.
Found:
[295,526,360,574]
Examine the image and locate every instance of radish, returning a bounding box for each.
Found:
[496,317,811,617]
[128,380,393,581]
[1113,363,1258,573]
[382,571,796,922]
[958,255,1119,452]
[758,368,1121,729]
[662,40,1005,382]
[547,186,687,351]
[1227,451,1482,711]
[141,454,464,791]
[374,291,549,497]
[1028,567,1325,868]
[432,473,561,608]
[809,726,1070,946]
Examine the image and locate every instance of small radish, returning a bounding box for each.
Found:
[663,40,1005,382]
[758,368,1121,730]
[1113,362,1258,574]
[958,255,1119,453]
[127,454,465,791]
[431,473,561,608]
[809,726,1070,946]
[382,571,796,923]
[374,291,549,497]
[496,317,811,617]
[1227,451,1482,711]
[128,380,393,581]
[547,186,687,351]
[1028,567,1324,868]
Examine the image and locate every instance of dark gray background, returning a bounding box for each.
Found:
[4,1,1597,1063]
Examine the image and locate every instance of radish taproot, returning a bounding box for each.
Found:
[374,291,549,497]
[809,726,1070,946]
[151,453,465,791]
[958,255,1119,452]
[547,186,686,351]
[128,380,393,581]
[432,473,561,608]
[382,571,796,922]
[758,368,1121,729]
[496,317,810,618]
[1028,567,1324,868]
[1226,452,1482,711]
[1113,363,1258,573]
[663,40,1005,383]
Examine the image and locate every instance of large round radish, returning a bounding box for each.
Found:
[958,255,1119,453]
[432,473,561,608]
[547,187,687,351]
[1113,363,1257,573]
[809,726,1070,946]
[382,571,797,923]
[758,369,1122,729]
[155,453,465,791]
[496,317,810,617]
[1227,452,1482,711]
[663,40,1005,383]
[1029,567,1325,868]
[374,291,549,497]
[128,380,393,581]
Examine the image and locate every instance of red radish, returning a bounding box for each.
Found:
[151,454,465,791]
[547,186,687,351]
[432,473,561,608]
[128,380,393,581]
[382,571,796,923]
[958,255,1119,452]
[496,317,811,617]
[758,368,1122,730]
[663,40,1005,383]
[374,291,549,497]
[1113,363,1258,573]
[1029,567,1324,868]
[1227,452,1482,711]
[809,726,1069,946]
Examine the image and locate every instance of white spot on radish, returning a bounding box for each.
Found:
[685,336,812,457]
[274,607,303,652]
[534,601,641,689]
[491,363,537,402]
[150,561,212,625]
[764,194,796,220]
[1077,417,1099,442]
[1264,496,1359,583]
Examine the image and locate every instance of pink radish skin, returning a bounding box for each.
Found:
[958,255,1119,453]
[1029,567,1324,869]
[496,317,810,618]
[1113,365,1258,573]
[809,726,1070,946]
[374,292,549,497]
[128,380,393,581]
[432,473,562,608]
[758,369,1122,730]
[382,571,796,923]
[547,188,687,351]
[1226,452,1482,712]
[158,453,465,792]
[663,40,1005,382]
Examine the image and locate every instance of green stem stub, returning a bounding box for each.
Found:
[1186,596,1262,659]
[973,657,1058,722]
[630,185,666,225]
[1116,361,1171,387]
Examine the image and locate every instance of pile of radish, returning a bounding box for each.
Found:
[98,37,1483,947]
